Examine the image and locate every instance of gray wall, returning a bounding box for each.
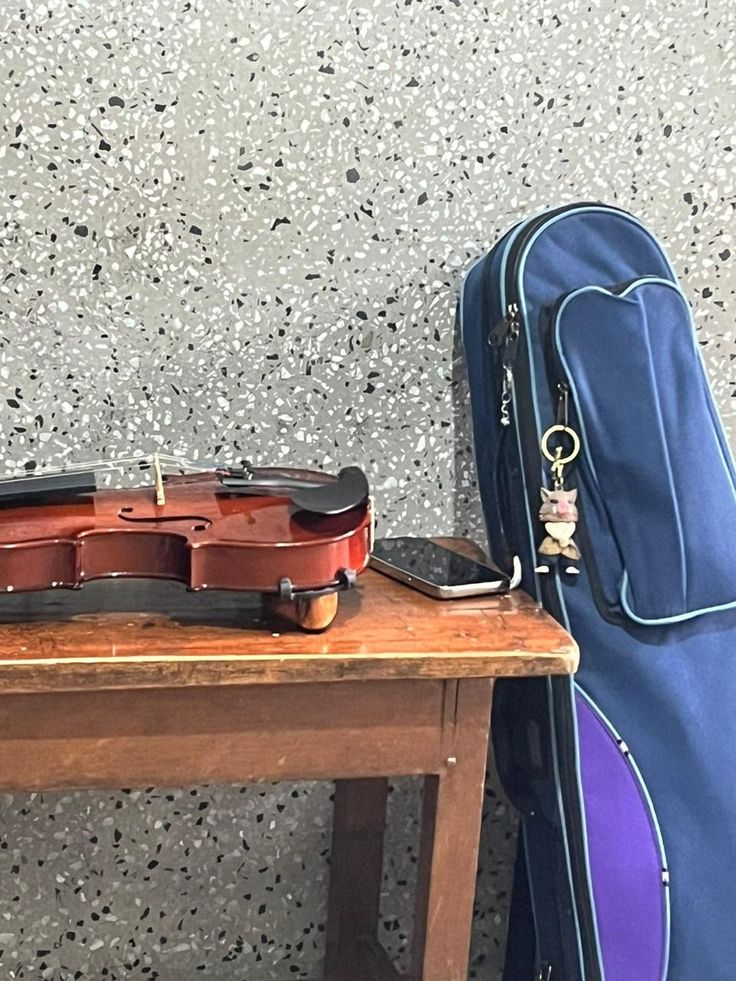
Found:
[0,0,733,977]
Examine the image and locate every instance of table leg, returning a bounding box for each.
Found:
[324,777,391,980]
[410,678,493,981]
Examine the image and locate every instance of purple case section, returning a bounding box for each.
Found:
[576,688,668,981]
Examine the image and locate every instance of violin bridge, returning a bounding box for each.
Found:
[153,452,166,506]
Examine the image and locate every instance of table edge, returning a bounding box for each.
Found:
[0,641,579,694]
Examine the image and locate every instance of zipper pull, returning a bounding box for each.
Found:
[494,303,521,426]
[500,363,513,426]
[488,301,520,347]
[556,382,570,427]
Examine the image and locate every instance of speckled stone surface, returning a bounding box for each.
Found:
[0,0,733,977]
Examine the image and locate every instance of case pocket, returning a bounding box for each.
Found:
[553,277,736,624]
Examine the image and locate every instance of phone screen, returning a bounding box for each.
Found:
[371,537,508,589]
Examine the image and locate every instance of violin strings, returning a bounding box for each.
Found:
[0,452,226,481]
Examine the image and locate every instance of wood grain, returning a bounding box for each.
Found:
[410,679,493,980]
[0,538,575,980]
[0,680,454,792]
[325,778,389,977]
[0,540,577,693]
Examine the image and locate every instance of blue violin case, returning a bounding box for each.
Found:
[460,203,736,981]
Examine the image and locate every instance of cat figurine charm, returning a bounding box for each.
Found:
[535,487,580,576]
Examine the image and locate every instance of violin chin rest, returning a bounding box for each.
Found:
[290,466,370,515]
[217,465,370,516]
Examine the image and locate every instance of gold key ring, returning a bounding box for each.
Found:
[540,424,581,465]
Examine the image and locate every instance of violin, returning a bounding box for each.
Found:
[0,457,372,630]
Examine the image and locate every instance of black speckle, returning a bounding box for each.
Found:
[108,96,125,108]
[270,216,291,230]
[74,225,88,237]
[417,192,428,205]
[346,168,360,183]
[189,225,202,235]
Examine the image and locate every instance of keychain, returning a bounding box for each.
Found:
[534,419,581,577]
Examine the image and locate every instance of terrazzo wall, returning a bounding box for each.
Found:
[0,0,733,977]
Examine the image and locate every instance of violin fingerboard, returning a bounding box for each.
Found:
[0,470,98,503]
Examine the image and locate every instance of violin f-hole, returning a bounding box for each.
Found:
[117,510,212,529]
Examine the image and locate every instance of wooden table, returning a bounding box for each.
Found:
[0,540,577,981]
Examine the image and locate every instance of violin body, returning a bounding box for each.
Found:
[0,468,372,629]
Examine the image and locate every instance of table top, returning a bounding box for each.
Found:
[0,539,577,694]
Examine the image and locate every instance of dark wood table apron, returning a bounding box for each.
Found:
[0,540,577,981]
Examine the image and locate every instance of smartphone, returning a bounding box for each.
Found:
[369,536,518,599]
